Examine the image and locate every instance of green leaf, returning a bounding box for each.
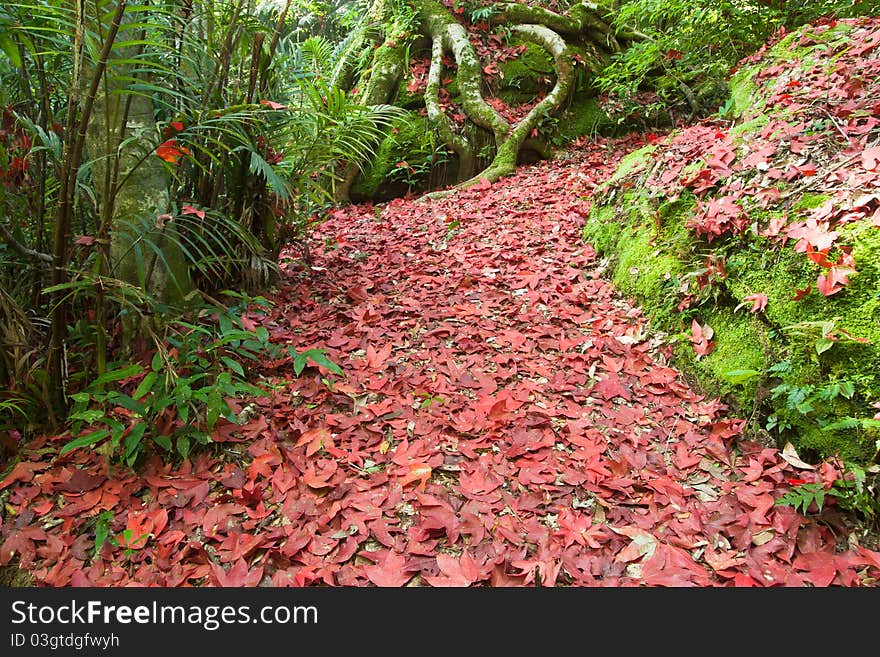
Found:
[113,394,147,416]
[177,435,191,459]
[153,434,172,451]
[92,510,114,560]
[69,409,108,423]
[221,356,245,378]
[722,369,760,385]
[61,429,110,455]
[134,371,158,399]
[90,364,144,387]
[301,348,343,376]
[815,337,835,354]
[821,417,860,432]
[123,423,147,464]
[0,32,22,68]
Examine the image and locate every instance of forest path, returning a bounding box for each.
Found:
[248,133,875,586]
[4,135,878,587]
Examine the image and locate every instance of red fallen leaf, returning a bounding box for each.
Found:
[181,205,206,219]
[787,219,838,252]
[741,293,768,313]
[155,139,190,164]
[56,469,105,493]
[816,266,855,296]
[816,274,843,297]
[792,284,812,301]
[296,426,334,457]
[211,558,264,587]
[424,552,481,586]
[472,177,491,191]
[611,526,658,563]
[0,532,38,568]
[0,461,48,489]
[511,551,562,587]
[689,320,715,359]
[364,551,412,587]
[862,145,880,171]
[552,509,605,548]
[365,342,393,369]
[793,552,838,587]
[260,99,288,110]
[121,513,153,551]
[398,463,432,491]
[854,546,880,571]
[806,244,834,268]
[202,503,245,537]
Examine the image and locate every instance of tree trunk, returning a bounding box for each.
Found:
[335,0,633,201]
[83,5,194,306]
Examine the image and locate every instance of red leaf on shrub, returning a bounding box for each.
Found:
[260,99,288,110]
[181,205,206,219]
[155,139,190,164]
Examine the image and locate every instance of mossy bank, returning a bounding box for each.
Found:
[585,19,880,464]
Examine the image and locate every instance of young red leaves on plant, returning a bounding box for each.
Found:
[259,99,288,110]
[181,205,206,219]
[155,139,190,164]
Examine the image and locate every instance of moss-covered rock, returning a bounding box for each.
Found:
[351,112,447,200]
[586,18,880,463]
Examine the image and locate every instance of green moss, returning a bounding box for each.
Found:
[730,112,769,138]
[589,154,880,462]
[602,145,656,188]
[497,41,554,98]
[351,112,438,198]
[792,193,831,212]
[686,309,768,402]
[612,224,683,302]
[553,96,611,144]
[727,67,760,119]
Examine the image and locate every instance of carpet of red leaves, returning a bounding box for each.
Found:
[2,132,879,587]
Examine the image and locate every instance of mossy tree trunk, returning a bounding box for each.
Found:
[82,5,194,374]
[83,9,194,308]
[334,0,635,200]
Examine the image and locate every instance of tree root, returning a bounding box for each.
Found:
[335,0,635,202]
